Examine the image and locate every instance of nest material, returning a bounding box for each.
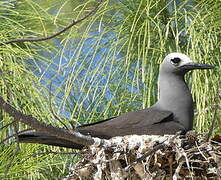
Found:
[65,132,221,180]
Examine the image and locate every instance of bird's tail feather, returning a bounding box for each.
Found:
[18,131,83,149]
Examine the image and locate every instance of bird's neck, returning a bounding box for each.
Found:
[155,73,194,130]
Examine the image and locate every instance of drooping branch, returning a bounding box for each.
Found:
[0,96,96,146]
[0,0,104,46]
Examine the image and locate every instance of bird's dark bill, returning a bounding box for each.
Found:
[180,62,215,70]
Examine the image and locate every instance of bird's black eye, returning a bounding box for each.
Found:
[171,57,181,65]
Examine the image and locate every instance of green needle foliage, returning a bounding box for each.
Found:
[0,0,220,179]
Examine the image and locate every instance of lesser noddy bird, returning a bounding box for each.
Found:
[18,53,214,149]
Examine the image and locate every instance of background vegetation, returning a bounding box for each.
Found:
[0,0,220,179]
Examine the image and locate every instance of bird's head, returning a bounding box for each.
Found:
[160,53,215,75]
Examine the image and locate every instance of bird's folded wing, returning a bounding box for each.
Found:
[18,108,185,149]
[77,108,185,138]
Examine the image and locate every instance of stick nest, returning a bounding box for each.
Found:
[65,132,221,180]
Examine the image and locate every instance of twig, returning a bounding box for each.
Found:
[125,142,166,171]
[0,0,104,46]
[125,132,181,171]
[0,120,16,131]
[49,82,69,130]
[33,151,82,156]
